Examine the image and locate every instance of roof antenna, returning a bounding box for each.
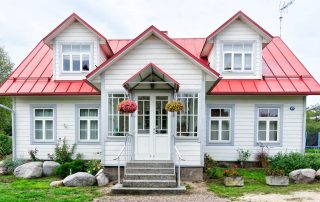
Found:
[279,0,295,37]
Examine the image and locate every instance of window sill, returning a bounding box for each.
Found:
[255,142,281,147]
[106,136,126,142]
[31,140,56,145]
[207,141,233,146]
[77,140,100,145]
[175,137,199,142]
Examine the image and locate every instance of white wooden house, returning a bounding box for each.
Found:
[1,11,320,190]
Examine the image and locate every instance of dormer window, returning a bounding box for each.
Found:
[223,42,253,72]
[62,44,91,72]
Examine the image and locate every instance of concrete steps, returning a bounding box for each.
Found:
[111,160,186,194]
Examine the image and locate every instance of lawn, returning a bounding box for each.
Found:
[0,175,101,202]
[207,168,320,199]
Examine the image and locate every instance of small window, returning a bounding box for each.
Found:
[209,108,231,142]
[257,108,280,143]
[177,93,198,137]
[78,108,99,141]
[108,94,129,136]
[33,108,54,141]
[223,42,253,71]
[62,44,91,72]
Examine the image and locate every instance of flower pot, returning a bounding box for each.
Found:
[224,176,244,187]
[266,176,289,186]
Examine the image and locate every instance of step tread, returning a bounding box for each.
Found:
[124,180,176,182]
[125,173,175,176]
[126,167,174,169]
[112,184,186,191]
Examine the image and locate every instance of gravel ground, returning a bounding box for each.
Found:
[238,191,320,202]
[94,182,229,202]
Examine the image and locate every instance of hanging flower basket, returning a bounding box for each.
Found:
[165,100,184,112]
[117,99,137,114]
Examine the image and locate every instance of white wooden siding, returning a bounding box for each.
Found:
[208,19,262,79]
[15,96,101,160]
[104,35,203,91]
[53,22,101,80]
[205,96,305,161]
[176,141,201,166]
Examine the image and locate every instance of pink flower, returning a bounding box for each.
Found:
[117,99,137,113]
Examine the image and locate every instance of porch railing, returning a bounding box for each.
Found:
[172,134,185,187]
[113,133,133,185]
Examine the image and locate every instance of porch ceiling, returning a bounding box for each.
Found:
[123,63,179,92]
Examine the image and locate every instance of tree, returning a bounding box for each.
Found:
[306,104,320,132]
[0,46,14,135]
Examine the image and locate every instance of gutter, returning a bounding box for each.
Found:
[0,97,16,160]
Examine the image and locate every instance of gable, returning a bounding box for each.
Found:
[103,35,205,91]
[55,21,99,42]
[217,19,260,40]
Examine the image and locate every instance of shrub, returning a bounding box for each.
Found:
[55,159,87,178]
[204,153,216,172]
[48,138,76,164]
[0,134,12,159]
[237,149,251,168]
[255,147,269,168]
[206,167,223,179]
[28,148,39,161]
[1,159,23,173]
[265,167,285,176]
[87,160,102,175]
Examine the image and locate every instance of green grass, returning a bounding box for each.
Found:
[207,168,320,199]
[0,175,101,202]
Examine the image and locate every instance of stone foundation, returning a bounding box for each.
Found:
[103,166,203,182]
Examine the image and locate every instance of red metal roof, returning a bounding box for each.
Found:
[0,41,100,96]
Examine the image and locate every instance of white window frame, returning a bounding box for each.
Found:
[209,108,232,143]
[61,44,91,73]
[78,108,100,142]
[33,108,54,142]
[257,108,280,143]
[176,93,198,137]
[108,94,130,137]
[222,41,254,72]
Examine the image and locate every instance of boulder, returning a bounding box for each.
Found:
[0,167,7,175]
[289,169,316,183]
[43,161,60,176]
[50,180,64,187]
[316,169,320,179]
[63,172,96,187]
[14,162,43,179]
[95,169,109,186]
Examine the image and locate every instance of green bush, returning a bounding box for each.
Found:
[0,134,12,159]
[204,153,216,172]
[55,159,87,178]
[269,152,320,175]
[1,159,23,173]
[48,138,76,164]
[87,160,101,175]
[206,167,223,179]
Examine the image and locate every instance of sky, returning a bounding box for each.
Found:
[0,0,319,106]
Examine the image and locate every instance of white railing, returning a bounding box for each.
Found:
[172,134,185,187]
[113,133,133,185]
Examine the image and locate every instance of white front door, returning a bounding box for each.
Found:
[135,93,171,160]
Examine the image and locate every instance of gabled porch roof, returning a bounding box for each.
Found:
[123,63,179,92]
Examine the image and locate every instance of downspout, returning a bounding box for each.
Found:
[302,96,307,153]
[0,97,16,160]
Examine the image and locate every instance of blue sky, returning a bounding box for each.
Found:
[0,0,319,105]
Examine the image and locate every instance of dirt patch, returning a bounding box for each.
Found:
[238,191,320,202]
[94,182,229,202]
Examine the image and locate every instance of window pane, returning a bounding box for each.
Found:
[259,109,268,117]
[80,120,87,130]
[269,131,278,141]
[81,45,90,52]
[221,131,230,140]
[45,120,53,140]
[90,120,98,140]
[35,109,43,117]
[211,109,220,117]
[45,129,53,140]
[221,109,230,117]
[35,120,43,139]
[63,55,70,71]
[80,109,89,117]
[269,109,278,117]
[234,53,242,70]
[244,53,252,70]
[89,109,98,117]
[45,120,53,130]
[224,53,232,70]
[258,131,266,141]
[223,43,232,51]
[35,130,42,140]
[62,45,71,52]
[35,120,42,130]
[269,121,278,130]
[258,121,266,130]
[72,55,80,71]
[82,54,90,71]
[72,45,81,52]
[44,109,53,117]
[221,120,229,130]
[244,43,253,51]
[211,120,219,130]
[233,43,243,51]
[211,131,219,140]
[80,130,87,140]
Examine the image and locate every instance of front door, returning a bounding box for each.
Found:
[135,93,171,160]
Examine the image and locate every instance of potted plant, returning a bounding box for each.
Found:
[223,165,244,187]
[117,99,137,114]
[265,167,289,186]
[165,100,184,112]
